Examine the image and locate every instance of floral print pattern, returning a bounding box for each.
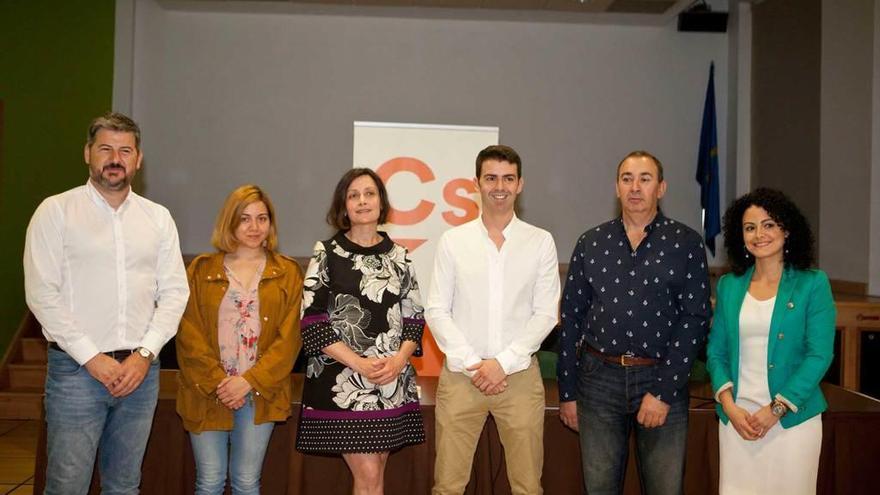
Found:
[331,367,406,410]
[218,262,264,376]
[329,294,373,351]
[300,232,424,413]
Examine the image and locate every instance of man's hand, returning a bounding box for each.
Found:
[559,400,579,431]
[636,392,670,428]
[216,376,253,409]
[466,359,507,395]
[108,353,150,398]
[84,353,124,390]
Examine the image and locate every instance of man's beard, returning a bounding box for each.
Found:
[91,163,131,191]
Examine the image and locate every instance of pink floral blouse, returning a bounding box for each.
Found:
[217,261,264,376]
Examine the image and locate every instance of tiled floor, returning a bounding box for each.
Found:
[0,420,37,495]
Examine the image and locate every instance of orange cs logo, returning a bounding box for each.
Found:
[375,157,479,251]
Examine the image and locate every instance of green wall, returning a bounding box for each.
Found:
[0,0,116,357]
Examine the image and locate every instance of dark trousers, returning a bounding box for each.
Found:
[576,350,688,495]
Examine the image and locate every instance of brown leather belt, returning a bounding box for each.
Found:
[586,346,658,367]
[49,342,134,361]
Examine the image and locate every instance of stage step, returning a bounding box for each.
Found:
[0,386,44,420]
[8,363,47,389]
[20,337,48,363]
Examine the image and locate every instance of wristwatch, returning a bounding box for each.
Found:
[135,347,155,361]
[771,399,788,418]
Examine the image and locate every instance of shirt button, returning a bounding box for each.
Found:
[769,363,775,369]
[263,316,268,321]
[777,333,784,340]
[255,391,261,396]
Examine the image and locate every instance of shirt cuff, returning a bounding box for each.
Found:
[557,368,579,401]
[559,386,578,402]
[775,393,799,413]
[139,330,168,360]
[445,354,483,377]
[64,337,102,366]
[714,381,734,403]
[494,349,530,376]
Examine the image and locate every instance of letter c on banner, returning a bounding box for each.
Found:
[376,157,436,225]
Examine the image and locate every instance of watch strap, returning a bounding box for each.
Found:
[135,347,155,361]
[771,399,788,418]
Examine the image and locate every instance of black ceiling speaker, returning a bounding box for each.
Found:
[678,1,728,33]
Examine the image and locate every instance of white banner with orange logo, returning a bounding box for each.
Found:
[353,121,498,375]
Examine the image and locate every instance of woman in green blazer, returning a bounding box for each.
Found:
[707,188,836,495]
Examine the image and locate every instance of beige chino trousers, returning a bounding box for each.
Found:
[432,357,545,495]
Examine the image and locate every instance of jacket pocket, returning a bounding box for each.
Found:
[176,375,207,422]
[269,381,292,417]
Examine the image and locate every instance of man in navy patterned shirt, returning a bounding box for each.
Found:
[556,151,711,494]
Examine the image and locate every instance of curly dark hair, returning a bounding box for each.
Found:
[722,188,815,275]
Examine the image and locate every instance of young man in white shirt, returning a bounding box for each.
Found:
[425,145,560,495]
[23,112,189,494]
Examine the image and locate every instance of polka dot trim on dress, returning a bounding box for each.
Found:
[296,407,425,453]
[302,317,340,356]
[402,317,425,357]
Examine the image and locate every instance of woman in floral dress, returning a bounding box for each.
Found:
[297,168,425,495]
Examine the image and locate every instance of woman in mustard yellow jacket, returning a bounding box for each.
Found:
[707,188,835,495]
[176,185,303,495]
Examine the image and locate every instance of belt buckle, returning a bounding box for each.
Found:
[620,352,634,367]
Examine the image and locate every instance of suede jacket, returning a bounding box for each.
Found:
[176,251,303,433]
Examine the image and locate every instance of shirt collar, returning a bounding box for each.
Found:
[616,209,667,234]
[645,210,667,232]
[477,213,520,239]
[85,179,133,212]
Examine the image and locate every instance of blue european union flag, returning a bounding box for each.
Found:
[696,62,720,256]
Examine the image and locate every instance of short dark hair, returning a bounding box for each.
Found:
[723,188,815,275]
[326,168,391,231]
[87,112,141,150]
[616,150,664,182]
[475,145,522,178]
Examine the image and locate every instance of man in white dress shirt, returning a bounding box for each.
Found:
[425,145,560,495]
[23,112,189,495]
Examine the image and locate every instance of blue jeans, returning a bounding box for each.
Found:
[189,396,274,495]
[44,347,159,495]
[576,350,688,495]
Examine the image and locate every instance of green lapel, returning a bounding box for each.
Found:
[767,267,797,360]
